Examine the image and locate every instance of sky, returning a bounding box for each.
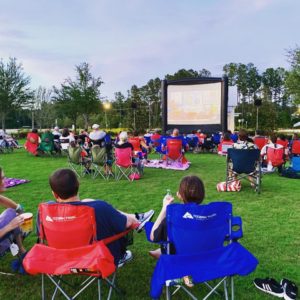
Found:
[0,0,299,101]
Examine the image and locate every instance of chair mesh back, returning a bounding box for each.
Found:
[228,148,260,174]
[292,140,300,155]
[128,138,141,152]
[266,147,284,167]
[115,147,132,167]
[39,203,97,249]
[167,202,232,255]
[166,139,182,160]
[92,145,107,165]
[68,147,82,164]
[254,137,268,150]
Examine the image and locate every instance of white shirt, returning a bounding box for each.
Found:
[59,134,75,150]
[261,142,285,156]
[89,130,106,141]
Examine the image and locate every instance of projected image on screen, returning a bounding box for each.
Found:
[167,83,221,125]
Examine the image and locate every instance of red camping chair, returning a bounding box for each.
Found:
[254,136,268,150]
[114,147,139,181]
[291,140,300,155]
[128,137,141,153]
[218,141,234,156]
[265,146,285,168]
[165,139,184,165]
[23,203,135,300]
[276,138,289,149]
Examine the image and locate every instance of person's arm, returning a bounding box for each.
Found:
[0,194,18,209]
[0,215,24,238]
[150,195,174,241]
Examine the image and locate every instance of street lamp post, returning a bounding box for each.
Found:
[148,98,151,130]
[103,101,111,129]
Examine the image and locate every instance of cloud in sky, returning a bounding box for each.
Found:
[0,0,299,98]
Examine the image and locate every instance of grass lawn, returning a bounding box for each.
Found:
[0,148,299,299]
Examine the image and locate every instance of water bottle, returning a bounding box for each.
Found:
[164,189,172,201]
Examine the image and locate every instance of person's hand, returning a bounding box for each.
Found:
[15,204,24,214]
[162,195,174,208]
[6,215,24,231]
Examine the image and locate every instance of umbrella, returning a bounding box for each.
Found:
[293,121,300,127]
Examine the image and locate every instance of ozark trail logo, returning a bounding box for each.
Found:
[182,212,194,219]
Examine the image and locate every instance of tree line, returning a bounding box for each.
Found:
[0,47,299,132]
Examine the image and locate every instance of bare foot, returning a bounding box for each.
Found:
[149,248,161,259]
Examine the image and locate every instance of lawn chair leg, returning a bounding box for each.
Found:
[98,278,101,300]
[231,277,234,300]
[42,274,45,300]
[203,277,227,300]
[203,282,221,296]
[166,285,171,300]
[51,276,62,300]
[179,286,198,300]
[224,278,229,300]
[47,275,71,300]
[107,272,116,300]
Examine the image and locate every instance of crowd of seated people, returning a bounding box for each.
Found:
[0,130,20,152]
[22,124,300,178]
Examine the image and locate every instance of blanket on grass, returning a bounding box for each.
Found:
[4,178,30,188]
[143,159,190,171]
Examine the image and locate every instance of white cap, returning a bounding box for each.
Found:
[92,124,100,129]
[54,126,59,130]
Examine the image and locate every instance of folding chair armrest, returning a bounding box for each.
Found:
[145,222,154,242]
[231,216,243,241]
[102,223,138,245]
[145,222,168,246]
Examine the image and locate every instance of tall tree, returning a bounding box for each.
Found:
[246,63,261,102]
[53,62,103,130]
[0,57,33,130]
[32,87,55,129]
[261,67,287,104]
[285,46,300,104]
[165,68,199,80]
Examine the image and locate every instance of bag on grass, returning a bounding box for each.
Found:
[217,180,241,192]
[129,173,141,180]
[280,167,300,179]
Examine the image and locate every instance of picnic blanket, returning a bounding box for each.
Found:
[143,159,190,171]
[4,178,30,188]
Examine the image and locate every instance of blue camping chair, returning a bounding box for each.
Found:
[226,148,261,193]
[145,202,258,299]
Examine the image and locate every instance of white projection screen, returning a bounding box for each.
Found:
[162,77,228,133]
[167,83,221,125]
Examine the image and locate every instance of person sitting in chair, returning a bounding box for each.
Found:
[59,128,75,151]
[0,167,26,257]
[89,124,106,147]
[24,128,40,156]
[261,134,287,173]
[149,175,205,287]
[233,129,256,150]
[45,168,154,265]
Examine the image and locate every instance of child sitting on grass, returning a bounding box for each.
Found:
[149,175,205,287]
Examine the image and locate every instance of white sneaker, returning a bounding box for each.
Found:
[136,210,155,233]
[118,250,133,268]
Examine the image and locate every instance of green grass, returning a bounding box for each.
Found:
[0,148,299,299]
